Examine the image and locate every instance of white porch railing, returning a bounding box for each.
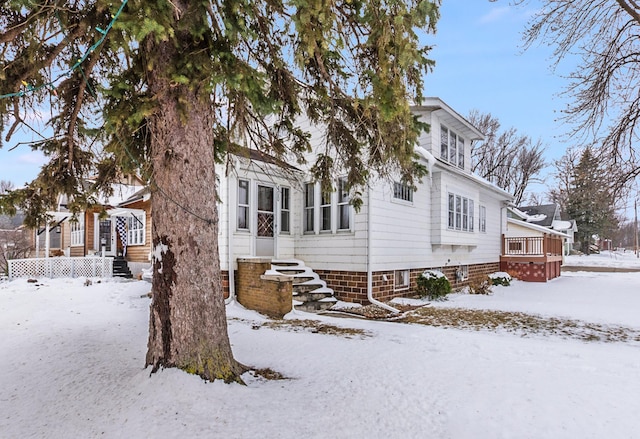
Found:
[8,256,114,279]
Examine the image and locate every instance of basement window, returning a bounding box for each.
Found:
[394,270,410,291]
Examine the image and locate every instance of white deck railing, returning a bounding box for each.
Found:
[8,256,114,279]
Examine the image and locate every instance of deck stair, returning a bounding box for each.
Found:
[271,259,336,312]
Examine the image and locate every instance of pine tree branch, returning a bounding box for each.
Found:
[0,0,55,43]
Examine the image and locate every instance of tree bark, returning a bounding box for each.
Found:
[143,31,244,383]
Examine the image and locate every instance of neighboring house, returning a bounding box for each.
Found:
[49,177,149,277]
[217,97,516,304]
[503,206,568,282]
[517,204,578,255]
[1,212,34,274]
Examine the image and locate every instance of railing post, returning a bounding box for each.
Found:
[501,234,505,255]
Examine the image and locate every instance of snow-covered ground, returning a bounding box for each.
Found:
[1,255,639,438]
[564,249,640,269]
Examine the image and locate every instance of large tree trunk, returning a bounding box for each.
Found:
[143,21,244,382]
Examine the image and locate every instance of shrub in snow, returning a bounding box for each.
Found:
[467,276,493,295]
[489,272,511,287]
[417,270,451,300]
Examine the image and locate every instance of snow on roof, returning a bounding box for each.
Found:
[97,183,144,207]
[526,214,547,223]
[552,220,575,231]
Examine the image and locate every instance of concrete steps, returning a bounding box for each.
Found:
[271,259,336,312]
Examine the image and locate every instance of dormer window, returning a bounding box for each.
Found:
[440,125,464,169]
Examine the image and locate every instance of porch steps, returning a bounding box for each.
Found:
[271,259,337,312]
[113,256,133,279]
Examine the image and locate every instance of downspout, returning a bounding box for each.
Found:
[367,183,399,313]
[226,169,236,305]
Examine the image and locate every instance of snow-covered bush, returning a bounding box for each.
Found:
[417,270,451,300]
[489,272,512,287]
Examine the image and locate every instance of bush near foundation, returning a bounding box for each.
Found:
[417,270,451,300]
[489,272,512,287]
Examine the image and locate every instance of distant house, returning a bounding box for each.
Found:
[516,204,577,255]
[0,212,34,273]
[501,206,568,282]
[39,177,150,278]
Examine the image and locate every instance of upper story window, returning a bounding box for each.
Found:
[70,215,85,246]
[237,179,250,230]
[448,193,474,232]
[441,125,465,169]
[393,181,414,203]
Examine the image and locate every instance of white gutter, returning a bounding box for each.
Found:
[415,146,435,186]
[366,183,399,314]
[225,170,236,305]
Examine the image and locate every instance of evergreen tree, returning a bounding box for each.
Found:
[0,0,439,382]
[565,147,618,254]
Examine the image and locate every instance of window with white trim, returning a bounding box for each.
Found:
[304,183,315,233]
[479,205,486,233]
[393,181,414,203]
[394,269,410,291]
[127,213,146,245]
[70,215,85,246]
[337,178,350,230]
[304,179,351,233]
[280,187,290,233]
[448,193,474,232]
[441,125,465,169]
[237,179,249,230]
[320,190,332,232]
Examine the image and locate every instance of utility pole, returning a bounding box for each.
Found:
[635,198,638,258]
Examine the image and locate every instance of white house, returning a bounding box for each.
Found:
[218,97,514,306]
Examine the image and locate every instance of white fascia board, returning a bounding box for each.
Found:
[507,217,569,238]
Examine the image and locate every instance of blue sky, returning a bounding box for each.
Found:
[1,1,574,195]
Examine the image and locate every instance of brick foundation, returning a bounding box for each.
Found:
[500,260,561,282]
[236,258,292,318]
[317,262,500,304]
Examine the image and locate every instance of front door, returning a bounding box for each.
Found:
[255,184,275,257]
[98,219,116,256]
